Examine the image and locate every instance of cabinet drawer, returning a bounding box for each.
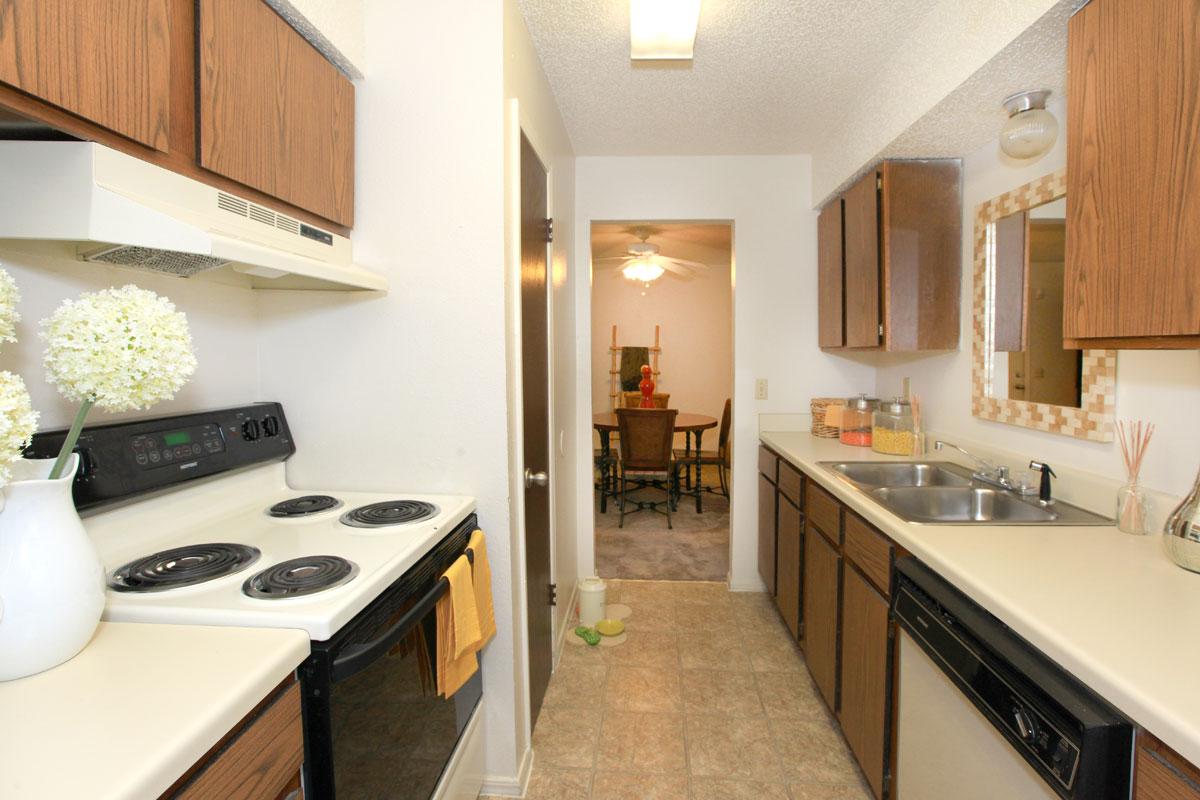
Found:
[759,446,778,481]
[174,682,303,800]
[778,461,803,507]
[806,481,841,544]
[844,513,893,596]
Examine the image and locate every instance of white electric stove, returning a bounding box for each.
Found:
[28,403,486,800]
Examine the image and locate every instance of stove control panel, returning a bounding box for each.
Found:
[25,402,295,511]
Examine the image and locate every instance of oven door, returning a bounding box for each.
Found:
[301,522,482,800]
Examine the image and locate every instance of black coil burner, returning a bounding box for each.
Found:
[268,495,343,517]
[110,543,261,592]
[243,556,359,599]
[340,500,439,528]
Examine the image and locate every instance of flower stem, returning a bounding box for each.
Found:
[49,398,94,480]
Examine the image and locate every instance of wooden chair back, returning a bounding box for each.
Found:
[622,391,670,409]
[616,408,677,472]
[717,398,732,458]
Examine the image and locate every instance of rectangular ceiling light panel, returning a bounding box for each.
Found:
[630,0,701,60]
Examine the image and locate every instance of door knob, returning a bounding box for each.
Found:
[524,469,549,488]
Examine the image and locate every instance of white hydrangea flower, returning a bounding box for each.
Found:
[40,285,197,412]
[0,266,20,347]
[0,371,38,486]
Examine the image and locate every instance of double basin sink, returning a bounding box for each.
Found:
[820,461,1111,525]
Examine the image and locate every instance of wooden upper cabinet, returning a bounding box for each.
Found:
[0,0,171,150]
[818,199,845,348]
[821,160,962,352]
[843,171,882,348]
[1064,0,1200,348]
[198,0,354,228]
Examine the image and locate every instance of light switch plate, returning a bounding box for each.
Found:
[755,379,768,400]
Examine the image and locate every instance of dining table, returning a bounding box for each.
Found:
[592,411,718,513]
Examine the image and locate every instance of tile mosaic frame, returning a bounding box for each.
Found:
[971,168,1116,442]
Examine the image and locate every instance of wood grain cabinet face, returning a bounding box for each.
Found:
[838,564,891,800]
[1134,732,1200,800]
[198,0,355,227]
[818,199,846,348]
[803,526,841,710]
[775,496,803,639]
[1065,0,1200,348]
[0,0,171,150]
[758,472,777,596]
[820,160,962,352]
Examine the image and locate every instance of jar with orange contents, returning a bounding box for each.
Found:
[839,394,878,447]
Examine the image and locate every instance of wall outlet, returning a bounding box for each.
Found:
[755,378,768,400]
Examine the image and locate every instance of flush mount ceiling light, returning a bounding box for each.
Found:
[999,90,1059,159]
[622,257,666,284]
[630,0,702,60]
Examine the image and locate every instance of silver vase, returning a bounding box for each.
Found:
[1164,467,1200,573]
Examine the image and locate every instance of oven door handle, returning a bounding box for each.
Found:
[330,549,473,684]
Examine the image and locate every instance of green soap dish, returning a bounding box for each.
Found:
[574,625,601,646]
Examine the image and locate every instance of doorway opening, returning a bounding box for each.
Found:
[589,221,733,581]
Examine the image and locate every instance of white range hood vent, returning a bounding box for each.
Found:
[0,141,386,292]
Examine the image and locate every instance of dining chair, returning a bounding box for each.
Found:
[673,397,731,513]
[615,407,678,529]
[594,441,618,513]
[622,391,670,409]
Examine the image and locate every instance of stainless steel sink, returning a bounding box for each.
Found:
[818,460,1112,526]
[825,461,972,488]
[870,486,1058,523]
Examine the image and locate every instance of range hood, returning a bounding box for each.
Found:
[0,141,386,292]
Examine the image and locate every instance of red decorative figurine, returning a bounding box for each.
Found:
[639,364,655,408]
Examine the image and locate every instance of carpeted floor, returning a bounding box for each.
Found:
[595,465,730,581]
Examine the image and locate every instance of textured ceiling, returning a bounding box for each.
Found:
[517,0,947,155]
[591,222,732,260]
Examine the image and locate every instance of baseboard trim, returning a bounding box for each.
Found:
[480,746,534,797]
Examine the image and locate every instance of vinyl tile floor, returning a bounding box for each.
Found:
[481,580,872,800]
[594,466,730,582]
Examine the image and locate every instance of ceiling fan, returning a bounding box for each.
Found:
[594,227,709,285]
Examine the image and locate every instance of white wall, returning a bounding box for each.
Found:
[256,0,523,788]
[874,105,1200,501]
[575,156,877,589]
[590,240,732,427]
[0,243,260,429]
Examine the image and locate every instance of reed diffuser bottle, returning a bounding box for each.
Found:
[1115,421,1153,536]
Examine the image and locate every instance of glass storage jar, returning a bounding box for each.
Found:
[872,397,916,455]
[840,394,879,447]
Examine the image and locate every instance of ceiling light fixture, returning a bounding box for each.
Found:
[630,0,701,60]
[999,90,1059,159]
[622,257,665,284]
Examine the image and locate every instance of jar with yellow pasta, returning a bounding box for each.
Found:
[872,398,915,456]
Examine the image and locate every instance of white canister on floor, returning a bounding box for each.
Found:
[578,577,607,627]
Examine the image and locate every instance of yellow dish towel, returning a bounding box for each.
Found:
[436,554,482,698]
[468,529,497,651]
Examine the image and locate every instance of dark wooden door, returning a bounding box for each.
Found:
[0,0,171,150]
[776,496,802,639]
[1065,0,1200,346]
[803,527,841,710]
[758,473,777,595]
[197,0,354,226]
[520,133,553,728]
[817,199,845,348]
[839,563,891,800]
[843,170,882,348]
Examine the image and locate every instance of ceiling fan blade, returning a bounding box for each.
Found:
[594,256,636,263]
[661,257,709,271]
[658,262,696,279]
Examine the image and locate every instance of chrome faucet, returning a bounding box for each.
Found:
[934,440,1036,495]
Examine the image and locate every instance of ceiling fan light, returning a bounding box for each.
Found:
[630,0,701,60]
[622,258,665,283]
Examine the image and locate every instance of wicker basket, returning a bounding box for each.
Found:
[811,397,845,438]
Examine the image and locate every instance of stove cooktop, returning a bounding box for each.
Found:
[86,463,476,641]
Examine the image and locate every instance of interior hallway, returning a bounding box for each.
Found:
[485,580,871,800]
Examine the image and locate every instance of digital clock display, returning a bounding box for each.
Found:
[163,431,192,446]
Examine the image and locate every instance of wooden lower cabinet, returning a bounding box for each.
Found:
[759,472,778,595]
[163,680,303,800]
[838,563,892,799]
[803,527,841,710]
[776,496,803,639]
[1135,732,1200,800]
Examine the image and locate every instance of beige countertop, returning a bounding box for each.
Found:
[761,430,1200,766]
[0,622,309,800]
